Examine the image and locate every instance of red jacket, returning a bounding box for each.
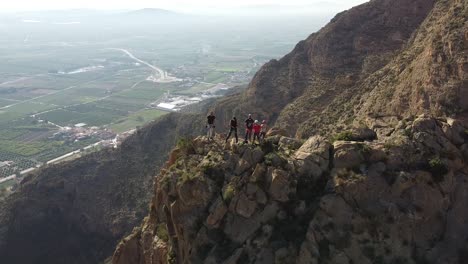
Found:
[253,123,261,133]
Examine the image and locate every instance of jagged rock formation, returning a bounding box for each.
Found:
[111,0,468,263]
[112,115,468,264]
[0,113,204,264]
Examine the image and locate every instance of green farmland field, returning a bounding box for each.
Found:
[0,11,319,178]
[110,109,167,133]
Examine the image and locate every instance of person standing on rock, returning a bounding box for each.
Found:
[206,111,216,140]
[252,120,261,144]
[260,120,268,141]
[225,117,238,143]
[244,114,254,143]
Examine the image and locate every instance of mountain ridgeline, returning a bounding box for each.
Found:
[112,0,468,264]
[211,0,466,139]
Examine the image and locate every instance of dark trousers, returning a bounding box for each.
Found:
[244,129,252,142]
[226,127,238,143]
[252,132,260,144]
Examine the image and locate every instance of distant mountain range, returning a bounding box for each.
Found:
[122,8,179,17]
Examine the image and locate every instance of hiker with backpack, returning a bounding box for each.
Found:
[244,114,254,143]
[206,112,216,140]
[225,117,238,143]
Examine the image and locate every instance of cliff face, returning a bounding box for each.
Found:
[210,0,466,139]
[111,0,468,263]
[356,0,467,119]
[283,0,466,139]
[0,113,204,264]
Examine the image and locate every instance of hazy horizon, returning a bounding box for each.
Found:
[0,0,368,15]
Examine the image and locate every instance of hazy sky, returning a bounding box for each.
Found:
[1,0,369,13]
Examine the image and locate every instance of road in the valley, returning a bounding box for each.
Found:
[110,48,166,78]
[109,48,181,83]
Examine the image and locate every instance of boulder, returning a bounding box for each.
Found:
[252,148,265,164]
[235,158,251,175]
[241,147,253,164]
[245,183,267,204]
[233,192,257,218]
[223,214,261,243]
[234,147,264,175]
[294,136,332,180]
[447,118,467,145]
[279,136,302,150]
[206,198,228,228]
[333,141,365,169]
[255,188,268,205]
[250,164,266,183]
[295,159,322,181]
[413,115,437,130]
[442,123,464,146]
[265,134,282,145]
[295,136,331,171]
[350,127,377,141]
[268,169,293,202]
[265,152,286,167]
[367,144,387,163]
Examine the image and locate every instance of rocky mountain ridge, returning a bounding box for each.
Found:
[112,115,468,264]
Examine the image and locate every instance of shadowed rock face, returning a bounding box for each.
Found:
[0,113,205,264]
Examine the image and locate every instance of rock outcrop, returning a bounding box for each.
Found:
[112,115,468,264]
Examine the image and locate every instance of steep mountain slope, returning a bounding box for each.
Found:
[355,0,467,119]
[0,113,204,264]
[208,0,434,138]
[111,0,468,263]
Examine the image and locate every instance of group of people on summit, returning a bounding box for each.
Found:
[206,112,267,144]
